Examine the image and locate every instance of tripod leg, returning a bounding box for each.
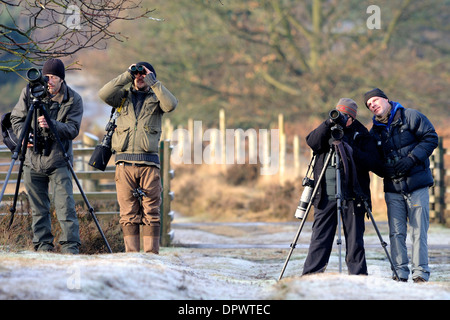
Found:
[7,158,26,230]
[278,150,334,281]
[39,103,112,253]
[363,200,400,280]
[0,160,18,204]
[68,164,112,253]
[1,106,36,229]
[336,209,342,273]
[334,146,343,273]
[278,214,309,281]
[0,104,35,204]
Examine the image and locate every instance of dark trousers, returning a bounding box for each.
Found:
[302,198,368,275]
[23,165,80,252]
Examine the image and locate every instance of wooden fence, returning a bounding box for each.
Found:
[161,108,450,227]
[1,118,449,230]
[429,137,449,225]
[0,138,175,247]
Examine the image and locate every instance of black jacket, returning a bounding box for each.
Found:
[370,102,438,193]
[306,119,383,211]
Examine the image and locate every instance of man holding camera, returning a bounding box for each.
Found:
[10,58,83,254]
[365,88,438,282]
[99,62,177,253]
[302,98,383,275]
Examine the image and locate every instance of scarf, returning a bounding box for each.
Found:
[374,104,392,124]
[373,101,405,131]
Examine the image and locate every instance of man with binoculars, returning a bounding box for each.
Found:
[302,98,383,276]
[99,62,177,254]
[10,58,83,254]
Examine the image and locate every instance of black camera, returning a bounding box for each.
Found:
[88,116,116,171]
[329,109,348,140]
[29,133,52,156]
[386,156,404,179]
[132,187,146,200]
[26,68,49,99]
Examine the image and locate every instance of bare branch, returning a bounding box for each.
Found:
[0,0,155,72]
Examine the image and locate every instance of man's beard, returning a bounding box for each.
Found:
[135,79,149,91]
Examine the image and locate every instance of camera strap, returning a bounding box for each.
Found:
[109,90,128,123]
[305,154,316,179]
[116,90,128,115]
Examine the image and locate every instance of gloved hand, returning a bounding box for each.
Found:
[384,164,396,179]
[394,155,415,175]
[146,72,158,87]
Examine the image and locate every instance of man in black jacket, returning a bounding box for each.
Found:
[365,88,438,282]
[302,98,383,275]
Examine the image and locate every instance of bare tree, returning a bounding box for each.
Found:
[204,0,434,97]
[0,0,155,73]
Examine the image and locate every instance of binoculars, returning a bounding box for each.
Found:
[130,65,145,74]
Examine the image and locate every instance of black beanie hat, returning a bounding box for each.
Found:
[136,61,156,78]
[364,88,388,108]
[42,58,65,80]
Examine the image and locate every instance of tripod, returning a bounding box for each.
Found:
[278,140,399,280]
[0,97,112,253]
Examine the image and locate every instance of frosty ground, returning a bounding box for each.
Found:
[0,218,449,300]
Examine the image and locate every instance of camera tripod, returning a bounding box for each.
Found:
[278,140,399,281]
[0,97,112,253]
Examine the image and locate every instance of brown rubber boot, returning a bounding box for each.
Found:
[142,225,160,254]
[122,224,140,252]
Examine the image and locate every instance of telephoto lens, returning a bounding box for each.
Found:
[329,109,348,127]
[294,178,314,219]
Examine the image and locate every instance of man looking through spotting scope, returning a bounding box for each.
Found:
[10,58,83,254]
[99,62,177,253]
[302,98,384,275]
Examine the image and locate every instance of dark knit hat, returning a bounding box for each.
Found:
[336,98,358,119]
[42,58,65,80]
[136,61,156,78]
[364,88,388,108]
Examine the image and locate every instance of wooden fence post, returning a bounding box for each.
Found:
[278,113,285,184]
[293,135,300,178]
[81,132,99,192]
[159,140,175,246]
[430,137,445,224]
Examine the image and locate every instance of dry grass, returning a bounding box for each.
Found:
[0,204,124,254]
[171,163,389,223]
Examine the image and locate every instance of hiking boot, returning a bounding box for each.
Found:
[392,275,407,282]
[61,244,80,254]
[122,224,140,252]
[413,276,427,283]
[142,225,160,254]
